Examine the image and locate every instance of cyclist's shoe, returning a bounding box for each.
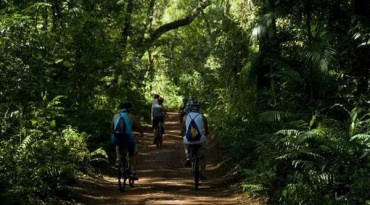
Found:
[199,173,207,181]
[184,158,191,167]
[130,172,139,180]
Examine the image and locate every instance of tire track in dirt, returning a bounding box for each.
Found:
[75,112,262,205]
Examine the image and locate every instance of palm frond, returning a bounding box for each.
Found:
[250,12,274,44]
[304,29,336,77]
[267,69,303,84]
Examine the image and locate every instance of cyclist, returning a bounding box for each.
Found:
[180,99,209,181]
[152,97,168,144]
[151,94,160,111]
[178,97,188,126]
[111,101,144,180]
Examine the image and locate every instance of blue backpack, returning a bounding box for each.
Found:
[113,113,127,137]
[185,114,202,141]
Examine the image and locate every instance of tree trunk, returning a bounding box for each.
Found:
[352,0,370,101]
[122,0,134,50]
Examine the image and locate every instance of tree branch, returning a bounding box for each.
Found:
[144,0,210,47]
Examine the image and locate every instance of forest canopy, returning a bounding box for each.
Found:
[1,0,369,204]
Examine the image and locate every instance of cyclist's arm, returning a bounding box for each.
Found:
[111,114,119,132]
[131,115,144,137]
[203,115,209,135]
[162,106,169,117]
[180,114,187,136]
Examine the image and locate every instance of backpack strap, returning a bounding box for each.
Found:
[188,113,201,133]
[119,112,126,119]
[188,113,200,121]
[114,112,126,130]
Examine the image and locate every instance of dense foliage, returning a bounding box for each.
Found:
[1,0,369,204]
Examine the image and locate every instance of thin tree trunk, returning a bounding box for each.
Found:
[51,0,63,30]
[305,0,314,110]
[352,0,370,100]
[122,0,134,50]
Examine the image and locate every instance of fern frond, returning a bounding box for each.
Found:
[351,134,370,143]
[259,110,294,123]
[276,129,300,137]
[283,120,308,130]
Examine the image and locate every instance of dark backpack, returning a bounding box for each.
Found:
[113,113,127,137]
[185,114,202,141]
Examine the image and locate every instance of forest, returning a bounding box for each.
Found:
[1,0,369,204]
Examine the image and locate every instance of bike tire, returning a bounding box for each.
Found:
[159,122,163,147]
[118,158,127,192]
[129,178,135,187]
[194,157,200,190]
[156,125,162,148]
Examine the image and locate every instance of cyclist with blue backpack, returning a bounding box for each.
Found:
[180,99,209,181]
[111,101,144,180]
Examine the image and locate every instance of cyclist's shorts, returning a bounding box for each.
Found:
[111,133,136,156]
[152,116,164,129]
[185,142,206,160]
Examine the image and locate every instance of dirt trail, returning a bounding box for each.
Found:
[75,112,262,205]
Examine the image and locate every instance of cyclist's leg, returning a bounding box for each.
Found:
[152,117,156,138]
[184,143,191,166]
[153,117,159,143]
[127,134,139,180]
[111,134,122,165]
[160,116,165,134]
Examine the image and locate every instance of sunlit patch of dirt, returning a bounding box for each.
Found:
[73,112,264,205]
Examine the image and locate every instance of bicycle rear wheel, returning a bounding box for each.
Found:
[129,177,135,187]
[118,157,127,192]
[155,124,162,148]
[124,151,135,188]
[193,157,200,190]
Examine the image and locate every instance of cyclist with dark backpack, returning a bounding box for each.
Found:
[180,99,209,181]
[152,97,168,144]
[111,101,144,180]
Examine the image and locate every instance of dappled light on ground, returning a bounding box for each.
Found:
[74,112,262,205]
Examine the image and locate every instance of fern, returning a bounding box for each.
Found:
[259,110,295,123]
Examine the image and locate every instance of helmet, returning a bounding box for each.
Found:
[120,101,132,111]
[187,96,195,105]
[189,100,201,111]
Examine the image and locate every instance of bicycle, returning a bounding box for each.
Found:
[154,121,163,148]
[189,144,202,190]
[118,147,134,192]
